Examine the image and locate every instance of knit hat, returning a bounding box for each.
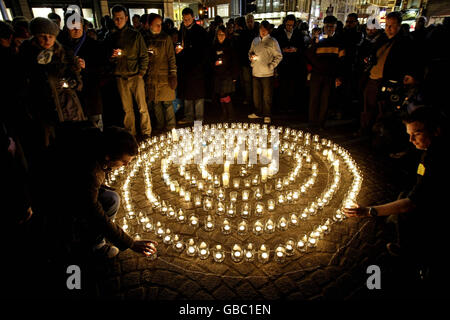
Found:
[29,17,60,36]
[367,16,381,30]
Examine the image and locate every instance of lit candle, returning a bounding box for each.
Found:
[184,191,191,202]
[231,244,243,263]
[224,161,230,173]
[253,220,263,235]
[216,201,225,215]
[237,220,248,235]
[244,243,255,262]
[217,188,225,201]
[255,202,265,216]
[189,215,199,227]
[267,199,275,211]
[227,202,236,217]
[243,178,251,187]
[242,189,250,201]
[254,187,263,200]
[277,216,288,231]
[230,191,238,202]
[232,178,240,189]
[290,213,299,226]
[241,202,250,218]
[198,242,210,260]
[285,239,295,256]
[274,244,286,263]
[176,209,186,223]
[222,173,230,188]
[265,218,275,233]
[213,244,225,262]
[203,197,213,211]
[186,238,197,257]
[194,194,202,207]
[222,218,231,235]
[167,206,175,219]
[204,215,215,232]
[258,244,269,263]
[252,174,260,185]
[172,235,184,252]
[275,178,283,191]
[163,228,172,244]
[308,237,317,248]
[261,167,268,183]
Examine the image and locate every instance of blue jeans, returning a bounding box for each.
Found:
[94,188,120,245]
[184,98,204,122]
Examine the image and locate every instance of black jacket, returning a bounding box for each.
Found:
[273,27,307,75]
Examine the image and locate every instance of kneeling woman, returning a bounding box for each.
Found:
[211,25,239,120]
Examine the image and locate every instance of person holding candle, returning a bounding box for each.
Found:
[142,13,177,133]
[343,107,447,296]
[105,5,151,139]
[34,126,158,260]
[211,25,239,121]
[247,20,282,124]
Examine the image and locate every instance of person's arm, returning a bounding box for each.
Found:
[167,36,177,89]
[269,38,283,69]
[343,198,416,217]
[137,32,149,77]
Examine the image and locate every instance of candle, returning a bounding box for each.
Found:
[265,218,275,233]
[230,191,238,202]
[204,215,215,232]
[274,244,286,263]
[275,178,283,191]
[213,245,225,262]
[189,215,199,227]
[244,243,255,262]
[232,178,240,189]
[252,174,260,186]
[285,239,295,256]
[231,244,243,263]
[176,209,186,223]
[237,220,248,235]
[254,187,263,200]
[224,161,230,173]
[186,238,197,257]
[167,206,175,219]
[253,220,264,235]
[241,202,250,218]
[184,191,191,202]
[242,189,250,201]
[243,178,251,187]
[267,199,275,211]
[222,218,231,235]
[290,213,299,226]
[216,201,225,215]
[163,228,172,244]
[227,202,236,217]
[198,242,210,260]
[258,244,269,263]
[172,235,184,252]
[261,167,268,183]
[255,202,265,216]
[308,237,317,248]
[194,194,202,207]
[278,216,288,231]
[222,173,230,188]
[217,188,225,201]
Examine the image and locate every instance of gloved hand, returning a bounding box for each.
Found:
[168,75,177,90]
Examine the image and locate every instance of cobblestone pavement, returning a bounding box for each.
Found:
[88,114,417,301]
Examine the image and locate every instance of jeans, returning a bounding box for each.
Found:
[184,98,204,122]
[308,73,334,128]
[150,101,176,131]
[116,75,152,136]
[94,188,120,245]
[252,76,273,117]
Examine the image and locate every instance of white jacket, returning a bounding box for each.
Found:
[248,35,283,77]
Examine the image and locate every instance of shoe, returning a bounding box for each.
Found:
[177,118,193,125]
[386,242,401,257]
[248,113,262,119]
[264,117,271,124]
[93,240,119,258]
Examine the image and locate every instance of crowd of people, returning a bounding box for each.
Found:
[0,5,448,298]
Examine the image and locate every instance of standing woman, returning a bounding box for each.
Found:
[143,13,177,132]
[248,20,282,124]
[211,25,239,120]
[19,17,85,163]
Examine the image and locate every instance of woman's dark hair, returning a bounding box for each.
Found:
[323,15,338,25]
[0,21,14,39]
[164,18,175,30]
[111,5,128,17]
[260,20,271,31]
[148,13,162,26]
[102,126,138,160]
[214,25,227,44]
[235,16,246,29]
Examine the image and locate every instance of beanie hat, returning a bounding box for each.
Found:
[367,16,381,30]
[29,17,60,36]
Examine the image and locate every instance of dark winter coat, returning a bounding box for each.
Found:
[176,23,210,100]
[273,27,307,76]
[211,39,239,96]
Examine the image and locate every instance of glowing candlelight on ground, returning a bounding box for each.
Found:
[237,220,248,235]
[278,216,288,231]
[186,238,197,256]
[231,244,243,262]
[198,242,210,259]
[222,218,231,234]
[265,218,275,233]
[213,245,225,262]
[244,243,255,262]
[253,220,263,235]
[204,215,215,231]
[258,244,269,263]
[222,173,230,188]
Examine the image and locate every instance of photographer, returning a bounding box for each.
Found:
[360,12,418,137]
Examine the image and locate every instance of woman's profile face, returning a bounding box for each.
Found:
[217,30,226,43]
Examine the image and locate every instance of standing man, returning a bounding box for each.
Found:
[273,14,307,112]
[233,17,253,107]
[106,5,151,139]
[305,15,345,129]
[176,7,209,125]
[248,20,283,124]
[143,14,177,132]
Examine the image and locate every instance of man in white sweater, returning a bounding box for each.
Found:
[248,20,283,124]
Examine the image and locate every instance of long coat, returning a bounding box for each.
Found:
[176,23,210,100]
[211,39,239,96]
[143,31,177,102]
